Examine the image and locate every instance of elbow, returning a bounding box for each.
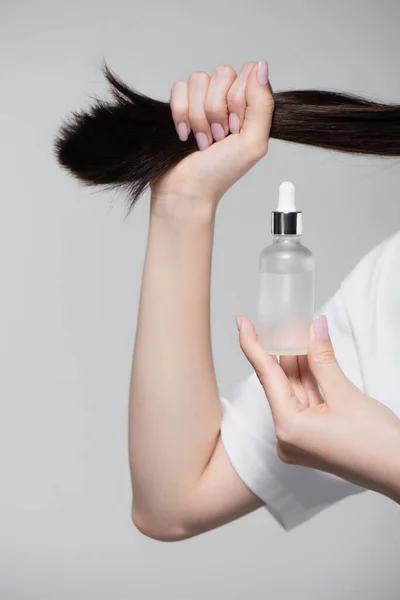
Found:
[131,507,193,542]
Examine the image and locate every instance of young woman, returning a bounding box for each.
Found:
[128,60,400,540]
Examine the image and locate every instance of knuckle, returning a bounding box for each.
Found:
[188,108,209,132]
[188,71,210,84]
[259,93,275,115]
[265,93,275,109]
[172,106,188,118]
[204,101,227,122]
[188,116,208,133]
[313,349,336,365]
[227,89,244,110]
[170,82,188,117]
[213,64,235,78]
[171,101,187,115]
[243,60,257,70]
[171,80,187,91]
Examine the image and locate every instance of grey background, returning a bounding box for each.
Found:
[1,0,400,598]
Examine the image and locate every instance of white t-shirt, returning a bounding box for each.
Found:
[220,231,400,530]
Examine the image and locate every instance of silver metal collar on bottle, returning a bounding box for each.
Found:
[271,211,302,235]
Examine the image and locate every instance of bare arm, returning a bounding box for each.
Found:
[129,196,262,541]
[129,61,274,540]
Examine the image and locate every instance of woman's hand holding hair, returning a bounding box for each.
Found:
[237,314,400,503]
[150,61,274,214]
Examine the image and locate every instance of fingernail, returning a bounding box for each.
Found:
[211,123,225,142]
[195,132,209,151]
[314,315,329,341]
[257,61,269,85]
[177,122,188,142]
[236,316,242,331]
[228,113,240,134]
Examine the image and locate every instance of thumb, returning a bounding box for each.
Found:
[241,61,274,149]
[308,315,350,401]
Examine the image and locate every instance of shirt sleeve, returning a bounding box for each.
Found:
[219,286,366,531]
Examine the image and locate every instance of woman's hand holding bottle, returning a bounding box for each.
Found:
[237,314,400,503]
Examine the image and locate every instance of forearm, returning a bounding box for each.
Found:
[329,412,400,505]
[129,194,222,535]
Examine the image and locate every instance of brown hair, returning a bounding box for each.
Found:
[54,64,400,213]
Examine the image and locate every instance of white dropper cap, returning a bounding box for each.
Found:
[276,181,296,213]
[271,181,302,235]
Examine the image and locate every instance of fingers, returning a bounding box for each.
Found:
[240,61,274,157]
[188,71,213,150]
[298,355,324,407]
[170,72,215,151]
[170,60,274,160]
[205,64,236,142]
[170,81,190,142]
[279,356,300,380]
[307,315,352,402]
[170,63,244,147]
[237,315,298,422]
[226,61,256,134]
[280,356,310,407]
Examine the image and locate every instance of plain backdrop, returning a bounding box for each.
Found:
[1,0,400,598]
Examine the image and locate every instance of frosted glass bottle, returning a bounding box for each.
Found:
[257,182,314,356]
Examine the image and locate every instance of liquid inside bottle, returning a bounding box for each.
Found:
[258,235,314,356]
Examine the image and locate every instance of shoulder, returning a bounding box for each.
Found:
[340,231,400,299]
[317,231,400,390]
[339,231,400,328]
[335,231,400,406]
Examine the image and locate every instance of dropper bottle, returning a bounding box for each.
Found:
[257,181,314,355]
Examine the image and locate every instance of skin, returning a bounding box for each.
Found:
[238,315,400,503]
[128,61,400,542]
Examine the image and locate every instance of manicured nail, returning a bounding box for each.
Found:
[236,316,242,331]
[257,61,269,85]
[177,122,188,142]
[228,113,240,134]
[211,122,225,142]
[195,132,209,151]
[314,315,329,341]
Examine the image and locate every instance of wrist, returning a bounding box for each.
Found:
[150,191,219,224]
